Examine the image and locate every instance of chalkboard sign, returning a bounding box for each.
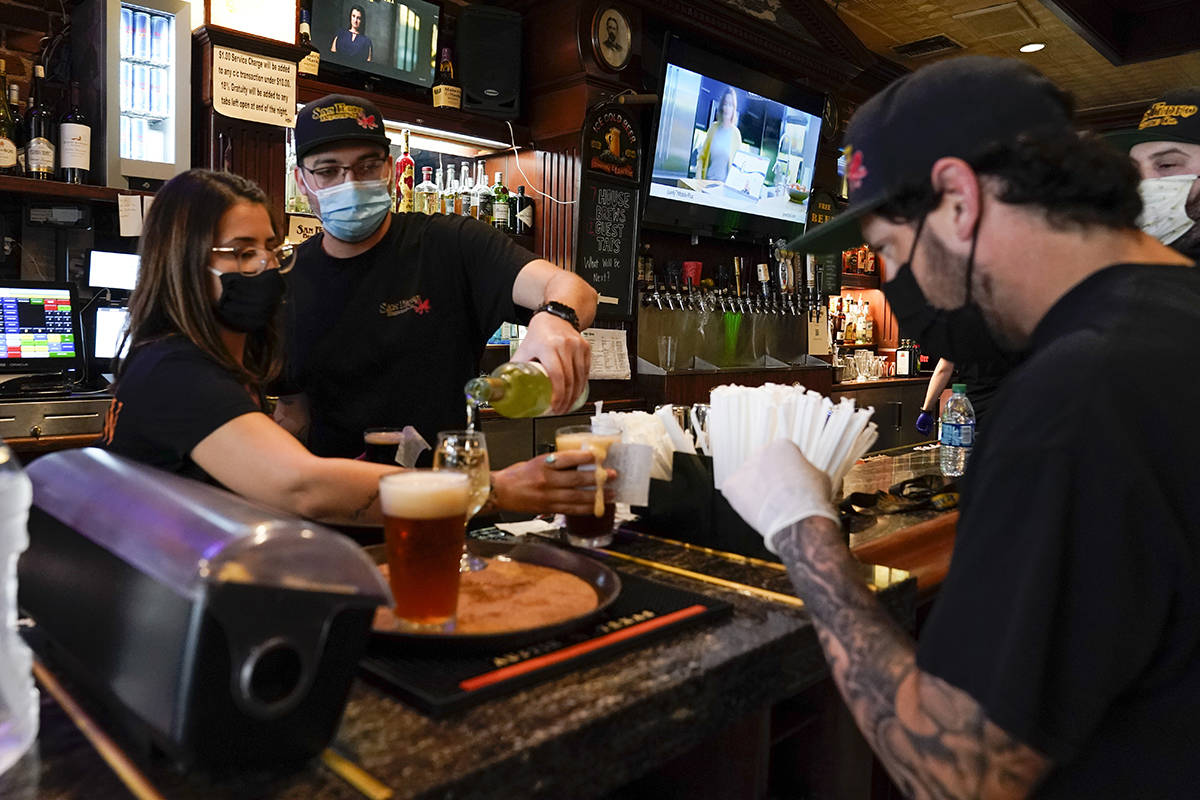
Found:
[575,177,638,320]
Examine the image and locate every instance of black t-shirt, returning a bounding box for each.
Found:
[953,357,1014,428]
[916,265,1200,796]
[282,213,533,458]
[101,337,261,483]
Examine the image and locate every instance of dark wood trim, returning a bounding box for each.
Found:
[1077,100,1151,134]
[296,77,534,150]
[192,26,309,65]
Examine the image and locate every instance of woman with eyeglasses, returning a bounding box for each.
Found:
[101,169,401,526]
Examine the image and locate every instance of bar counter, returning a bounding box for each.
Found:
[1,449,954,800]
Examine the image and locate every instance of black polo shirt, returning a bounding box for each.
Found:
[282,213,532,458]
[917,264,1200,796]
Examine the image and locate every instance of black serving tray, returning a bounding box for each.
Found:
[359,569,732,717]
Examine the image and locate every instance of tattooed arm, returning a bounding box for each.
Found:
[774,517,1050,799]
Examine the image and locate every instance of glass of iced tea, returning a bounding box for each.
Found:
[555,421,621,548]
[379,470,470,632]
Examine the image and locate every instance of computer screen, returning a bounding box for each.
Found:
[94,306,131,361]
[0,282,82,373]
[88,250,140,291]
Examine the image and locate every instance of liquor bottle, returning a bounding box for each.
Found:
[472,163,492,221]
[25,65,54,181]
[0,62,18,176]
[512,185,532,234]
[465,361,589,418]
[491,170,509,229]
[442,163,457,215]
[7,82,23,176]
[394,129,415,212]
[58,81,90,184]
[297,9,321,76]
[414,166,438,214]
[431,46,461,110]
[457,162,473,217]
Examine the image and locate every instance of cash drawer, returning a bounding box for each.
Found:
[0,397,112,439]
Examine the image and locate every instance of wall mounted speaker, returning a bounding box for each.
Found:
[457,5,521,119]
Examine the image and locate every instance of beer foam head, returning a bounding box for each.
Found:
[380,471,469,519]
[364,430,406,445]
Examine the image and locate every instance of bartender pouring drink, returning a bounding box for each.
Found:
[276,93,610,516]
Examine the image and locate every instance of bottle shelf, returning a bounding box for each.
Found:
[0,174,152,203]
[840,272,880,290]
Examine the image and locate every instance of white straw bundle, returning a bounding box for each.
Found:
[710,383,878,494]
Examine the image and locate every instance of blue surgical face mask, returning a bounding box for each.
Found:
[305,177,391,243]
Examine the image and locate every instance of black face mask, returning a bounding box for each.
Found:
[881,215,1014,367]
[213,270,285,333]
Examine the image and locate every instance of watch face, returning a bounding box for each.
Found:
[593,6,631,71]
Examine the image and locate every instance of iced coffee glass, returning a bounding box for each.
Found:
[555,421,621,548]
[379,470,470,632]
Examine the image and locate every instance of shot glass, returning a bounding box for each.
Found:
[555,421,621,548]
[379,470,470,632]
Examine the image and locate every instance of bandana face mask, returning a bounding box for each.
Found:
[1137,175,1198,245]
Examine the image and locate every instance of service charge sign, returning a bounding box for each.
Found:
[213,46,297,128]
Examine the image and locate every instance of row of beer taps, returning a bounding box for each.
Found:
[640,241,823,318]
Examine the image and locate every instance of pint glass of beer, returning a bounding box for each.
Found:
[379,470,470,631]
[364,428,406,464]
[555,422,621,547]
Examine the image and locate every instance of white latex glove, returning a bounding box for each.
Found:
[721,439,840,554]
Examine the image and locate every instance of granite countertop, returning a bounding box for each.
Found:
[1,452,944,800]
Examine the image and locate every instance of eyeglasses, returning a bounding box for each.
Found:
[300,157,388,189]
[209,243,296,276]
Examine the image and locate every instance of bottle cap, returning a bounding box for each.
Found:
[951,383,967,393]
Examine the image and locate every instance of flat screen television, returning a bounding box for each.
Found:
[643,37,826,240]
[310,0,439,89]
[0,281,83,375]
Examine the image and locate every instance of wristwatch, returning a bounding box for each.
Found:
[533,301,581,331]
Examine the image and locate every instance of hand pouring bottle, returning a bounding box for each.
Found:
[0,441,35,775]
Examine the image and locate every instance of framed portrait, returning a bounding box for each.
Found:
[591,5,632,72]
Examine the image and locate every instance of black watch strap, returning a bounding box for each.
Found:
[533,301,581,331]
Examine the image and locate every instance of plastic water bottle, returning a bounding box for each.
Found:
[0,442,36,776]
[939,383,975,478]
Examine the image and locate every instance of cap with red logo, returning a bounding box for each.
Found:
[294,94,391,162]
[787,56,1073,255]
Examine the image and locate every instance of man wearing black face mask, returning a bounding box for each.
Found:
[723,56,1200,797]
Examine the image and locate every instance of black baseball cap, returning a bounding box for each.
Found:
[294,94,391,162]
[787,56,1074,254]
[1106,89,1200,152]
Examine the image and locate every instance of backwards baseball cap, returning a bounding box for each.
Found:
[294,94,391,162]
[787,56,1073,255]
[1106,89,1200,152]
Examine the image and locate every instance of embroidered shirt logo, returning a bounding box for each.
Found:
[380,295,432,317]
[1138,102,1199,130]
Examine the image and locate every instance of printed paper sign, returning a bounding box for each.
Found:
[287,215,323,243]
[581,327,631,380]
[212,46,297,128]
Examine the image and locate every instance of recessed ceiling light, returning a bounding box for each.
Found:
[1019,42,1046,53]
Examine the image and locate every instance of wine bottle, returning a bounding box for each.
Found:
[59,81,90,184]
[394,129,415,212]
[491,170,509,230]
[25,65,54,181]
[512,186,532,234]
[298,9,321,76]
[7,82,23,176]
[465,361,589,419]
[0,61,18,176]
[431,46,460,110]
